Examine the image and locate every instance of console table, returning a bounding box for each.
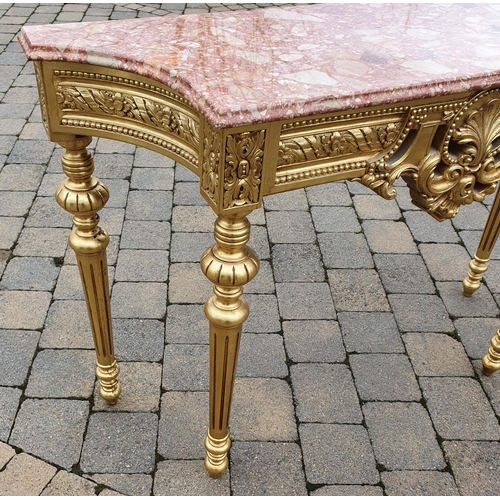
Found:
[18,3,500,477]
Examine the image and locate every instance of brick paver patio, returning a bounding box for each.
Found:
[0,2,500,496]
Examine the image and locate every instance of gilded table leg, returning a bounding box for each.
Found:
[200,213,259,478]
[463,186,500,296]
[55,135,120,404]
[482,328,500,375]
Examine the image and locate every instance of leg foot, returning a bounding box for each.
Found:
[204,432,231,478]
[482,328,500,375]
[96,361,121,404]
[463,255,489,296]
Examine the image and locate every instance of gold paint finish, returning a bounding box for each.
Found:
[483,327,500,375]
[55,135,121,404]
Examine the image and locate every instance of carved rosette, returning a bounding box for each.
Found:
[223,130,265,210]
[201,122,222,205]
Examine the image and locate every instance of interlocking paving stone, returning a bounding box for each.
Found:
[231,378,297,441]
[0,290,51,329]
[173,181,206,205]
[419,243,472,281]
[162,344,208,391]
[0,387,21,441]
[0,190,35,216]
[157,391,207,460]
[328,269,390,312]
[98,207,125,235]
[170,231,214,262]
[459,229,500,259]
[168,262,212,303]
[165,304,208,344]
[404,210,460,243]
[266,210,316,243]
[338,312,404,353]
[363,402,445,470]
[153,460,230,496]
[0,163,44,190]
[363,219,418,253]
[7,139,54,164]
[403,333,474,377]
[350,354,421,401]
[80,413,158,473]
[10,399,89,469]
[93,362,162,412]
[96,138,135,154]
[130,166,173,190]
[291,363,362,423]
[381,471,459,496]
[436,280,499,318]
[1,256,59,291]
[311,485,384,496]
[53,265,85,300]
[300,424,379,485]
[111,282,168,319]
[125,190,172,221]
[0,329,39,386]
[473,360,500,417]
[245,293,282,331]
[237,333,288,377]
[134,147,174,168]
[353,194,401,220]
[41,471,97,496]
[13,227,69,257]
[374,253,435,294]
[311,206,361,233]
[318,232,373,269]
[443,441,500,496]
[120,219,170,250]
[93,153,133,179]
[171,205,214,232]
[86,474,152,497]
[263,188,309,210]
[420,377,500,440]
[114,249,169,281]
[451,201,489,231]
[40,300,95,349]
[276,282,336,319]
[0,216,23,249]
[0,441,15,469]
[230,442,307,496]
[271,243,325,282]
[244,260,275,294]
[0,453,57,496]
[113,318,165,361]
[26,349,96,398]
[282,319,346,362]
[389,294,454,332]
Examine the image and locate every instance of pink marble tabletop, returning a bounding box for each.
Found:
[18,3,500,128]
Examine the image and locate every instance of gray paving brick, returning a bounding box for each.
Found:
[403,333,474,377]
[0,453,57,496]
[266,210,316,243]
[237,333,288,377]
[311,205,361,232]
[93,153,133,179]
[0,103,34,119]
[120,219,170,249]
[163,344,208,391]
[0,216,23,249]
[86,474,152,497]
[2,85,38,103]
[170,232,213,263]
[263,188,308,210]
[248,224,270,259]
[0,190,35,216]
[135,147,175,168]
[97,178,129,208]
[291,363,362,423]
[283,319,345,362]
[389,294,454,332]
[454,317,500,359]
[244,260,275,294]
[231,378,297,441]
[404,210,460,243]
[276,282,334,320]
[41,300,95,349]
[53,265,85,300]
[96,138,135,154]
[362,220,418,253]
[0,441,15,469]
[420,377,500,440]
[0,163,44,190]
[419,243,472,281]
[328,269,390,312]
[115,249,169,281]
[318,232,373,269]
[311,485,383,495]
[171,205,214,232]
[443,441,500,496]
[168,262,212,303]
[0,118,26,135]
[157,391,207,459]
[473,360,500,417]
[41,471,97,496]
[153,460,230,496]
[0,387,21,441]
[165,304,208,344]
[350,354,421,401]
[1,256,59,291]
[93,362,162,412]
[80,413,158,473]
[353,194,401,219]
[374,253,435,294]
[10,399,89,469]
[173,181,205,205]
[113,318,164,362]
[8,139,54,164]
[14,227,69,257]
[300,423,379,485]
[363,402,445,470]
[244,293,282,332]
[272,243,325,282]
[0,290,50,329]
[436,280,499,318]
[98,207,124,235]
[230,442,307,496]
[452,201,489,231]
[381,471,459,496]
[459,229,500,259]
[111,282,167,319]
[130,166,173,190]
[26,349,95,398]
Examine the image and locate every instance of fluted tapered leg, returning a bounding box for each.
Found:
[55,135,120,404]
[463,186,500,296]
[200,213,259,478]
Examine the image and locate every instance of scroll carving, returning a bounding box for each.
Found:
[201,122,222,205]
[34,62,49,131]
[223,130,265,209]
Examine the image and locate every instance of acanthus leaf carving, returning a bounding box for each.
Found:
[201,122,222,205]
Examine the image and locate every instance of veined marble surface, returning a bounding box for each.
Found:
[18,3,500,127]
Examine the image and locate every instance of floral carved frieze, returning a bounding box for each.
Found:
[224,130,265,210]
[201,121,222,205]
